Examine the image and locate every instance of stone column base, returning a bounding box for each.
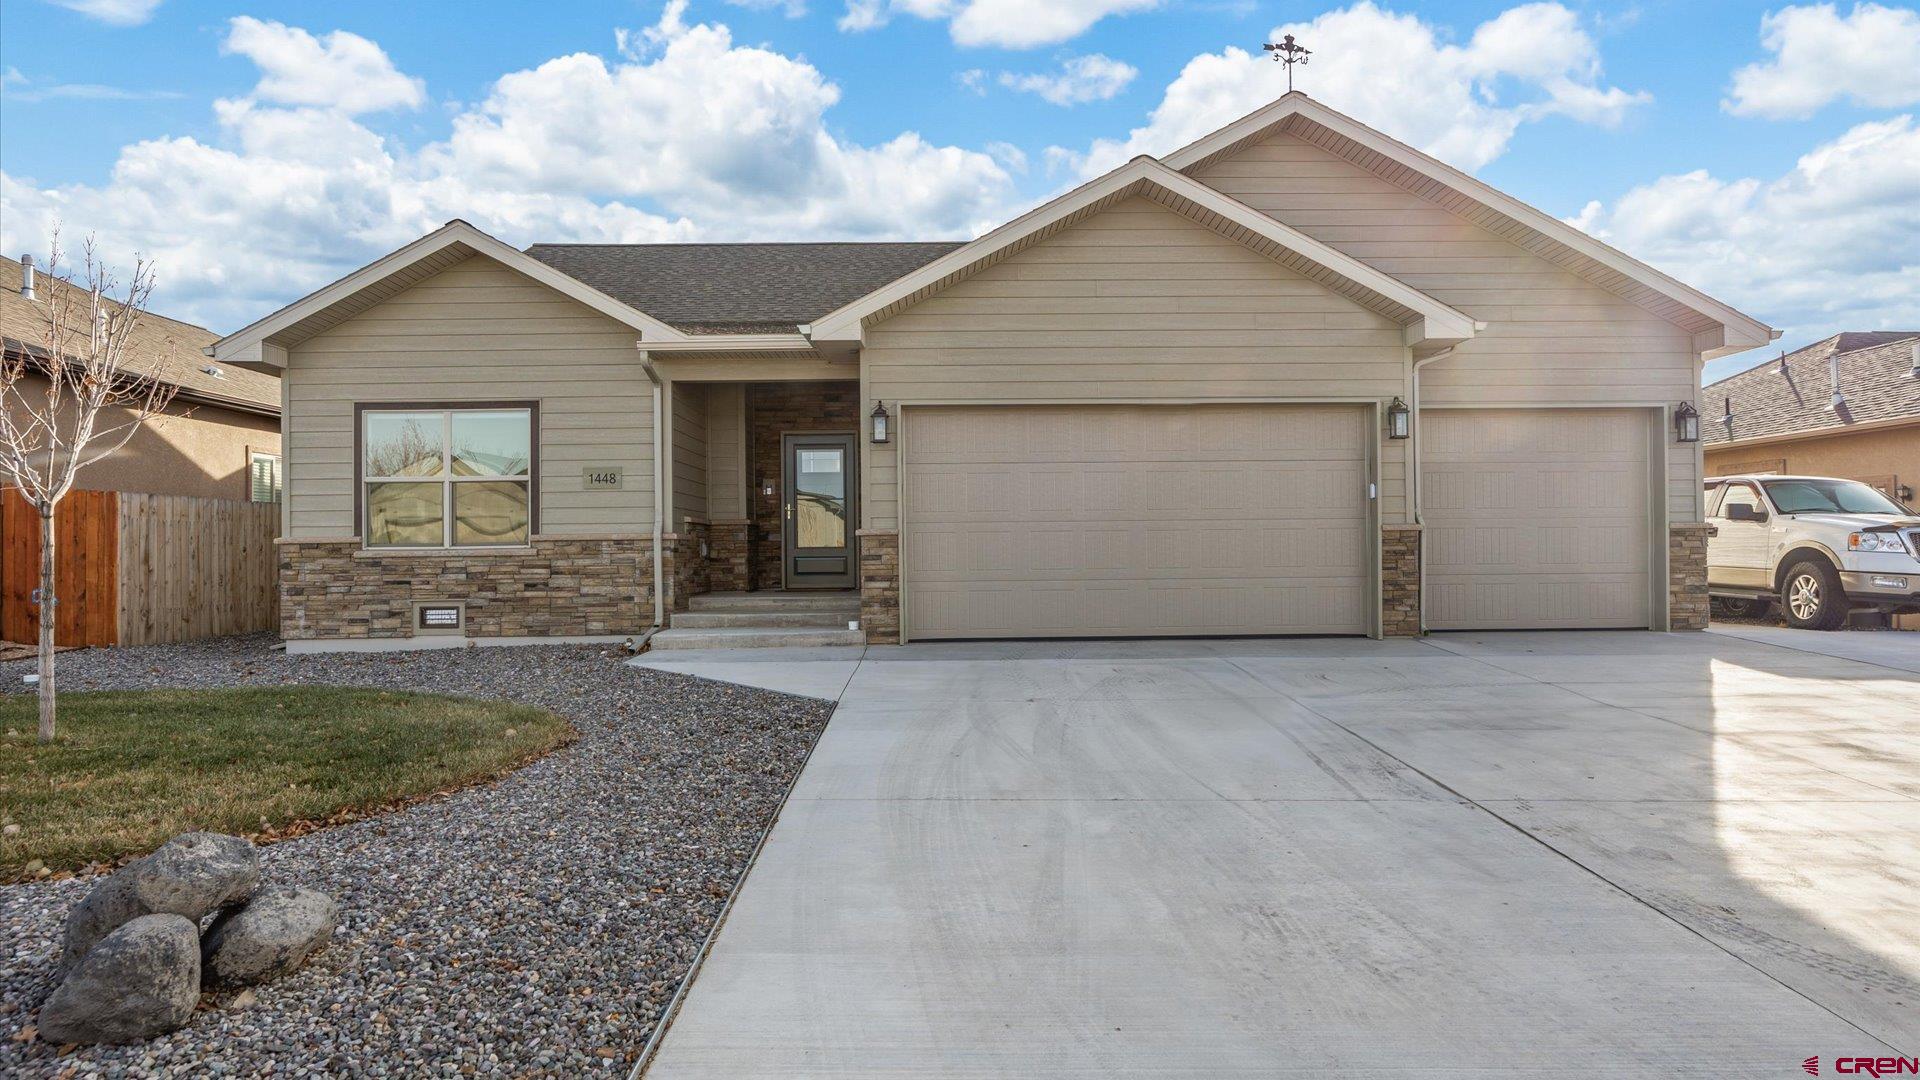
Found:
[1669,522,1715,631]
[665,524,712,613]
[707,520,750,592]
[858,530,900,645]
[1381,525,1423,637]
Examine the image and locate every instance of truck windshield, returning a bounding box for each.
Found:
[1760,479,1908,515]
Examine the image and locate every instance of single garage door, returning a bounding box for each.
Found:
[1424,408,1651,630]
[902,403,1371,639]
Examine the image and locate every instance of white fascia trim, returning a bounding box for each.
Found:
[637,334,815,353]
[809,155,1474,346]
[211,220,690,364]
[1163,93,1775,353]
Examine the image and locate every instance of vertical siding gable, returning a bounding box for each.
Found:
[283,256,652,538]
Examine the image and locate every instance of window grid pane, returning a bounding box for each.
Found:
[363,408,532,548]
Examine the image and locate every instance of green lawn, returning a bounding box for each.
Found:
[1,687,573,878]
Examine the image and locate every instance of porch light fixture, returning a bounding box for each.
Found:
[1673,401,1701,443]
[1385,397,1411,440]
[869,399,891,444]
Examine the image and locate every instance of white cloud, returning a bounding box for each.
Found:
[999,54,1137,106]
[725,0,808,16]
[0,6,1016,329]
[2,69,183,102]
[221,16,426,115]
[1076,2,1648,176]
[1724,3,1920,119]
[839,0,1160,48]
[46,0,162,26]
[1572,115,1920,352]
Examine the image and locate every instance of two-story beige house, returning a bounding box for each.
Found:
[210,92,1776,650]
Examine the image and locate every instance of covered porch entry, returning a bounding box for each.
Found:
[647,347,866,647]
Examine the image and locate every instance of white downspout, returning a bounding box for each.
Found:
[638,349,667,647]
[1409,346,1456,634]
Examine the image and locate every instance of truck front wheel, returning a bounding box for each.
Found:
[1780,558,1848,631]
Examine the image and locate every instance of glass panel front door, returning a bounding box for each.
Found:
[783,433,857,588]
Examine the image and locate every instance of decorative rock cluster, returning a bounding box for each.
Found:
[37,833,339,1045]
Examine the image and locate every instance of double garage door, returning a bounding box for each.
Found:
[900,403,1653,640]
[902,403,1371,639]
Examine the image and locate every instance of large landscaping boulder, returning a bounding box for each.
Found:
[60,833,259,975]
[200,886,339,988]
[37,914,201,1045]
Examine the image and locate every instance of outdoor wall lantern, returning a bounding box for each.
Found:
[869,399,892,444]
[1385,397,1411,440]
[1673,400,1701,443]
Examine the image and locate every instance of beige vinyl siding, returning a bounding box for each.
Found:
[863,196,1407,530]
[283,256,652,539]
[1191,134,1703,522]
[672,382,709,526]
[705,383,748,520]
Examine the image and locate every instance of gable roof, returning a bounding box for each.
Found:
[524,242,962,335]
[210,220,692,367]
[1,256,279,415]
[1163,92,1777,359]
[1703,333,1920,447]
[807,155,1479,351]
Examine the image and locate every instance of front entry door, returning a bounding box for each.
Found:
[783,433,857,589]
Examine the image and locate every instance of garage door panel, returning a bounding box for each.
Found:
[1425,408,1651,630]
[907,462,1365,523]
[904,404,1370,639]
[909,577,1368,638]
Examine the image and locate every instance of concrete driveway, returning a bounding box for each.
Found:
[637,630,1919,1078]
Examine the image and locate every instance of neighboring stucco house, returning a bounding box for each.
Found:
[210,92,1776,649]
[1703,331,1920,504]
[2,256,282,503]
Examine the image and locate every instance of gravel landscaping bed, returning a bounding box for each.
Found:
[0,636,833,1078]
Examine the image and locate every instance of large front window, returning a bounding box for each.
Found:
[363,407,534,547]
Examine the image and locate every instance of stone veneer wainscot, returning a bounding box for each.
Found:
[278,536,650,640]
[858,530,900,645]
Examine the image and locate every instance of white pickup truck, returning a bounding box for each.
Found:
[1705,474,1920,630]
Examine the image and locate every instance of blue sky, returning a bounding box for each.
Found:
[3,0,1917,381]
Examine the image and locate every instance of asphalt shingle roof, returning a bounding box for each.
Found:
[1703,332,1920,445]
[0,256,279,412]
[522,242,964,333]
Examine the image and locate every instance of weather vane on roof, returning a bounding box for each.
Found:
[1263,34,1311,91]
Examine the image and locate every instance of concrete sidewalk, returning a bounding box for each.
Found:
[638,630,1920,1078]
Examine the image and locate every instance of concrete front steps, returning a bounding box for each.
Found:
[649,591,865,650]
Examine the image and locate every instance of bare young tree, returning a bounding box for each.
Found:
[1,235,178,741]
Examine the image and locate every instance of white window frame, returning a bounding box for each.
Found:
[360,405,536,549]
[248,450,282,504]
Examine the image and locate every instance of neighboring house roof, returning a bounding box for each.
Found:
[1703,332,1920,447]
[1,256,279,415]
[523,243,963,335]
[808,156,1480,351]
[1161,92,1776,358]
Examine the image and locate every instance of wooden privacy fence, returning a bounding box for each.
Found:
[1,488,278,647]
